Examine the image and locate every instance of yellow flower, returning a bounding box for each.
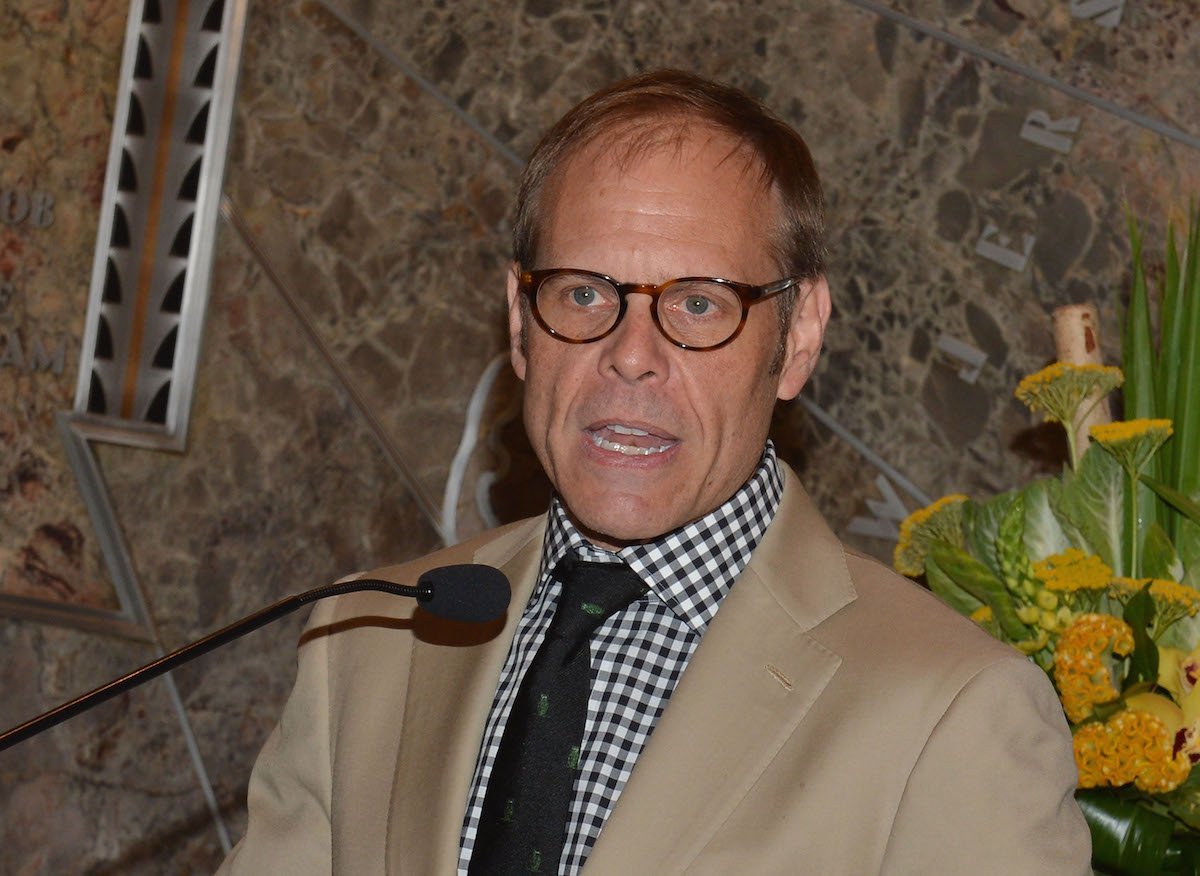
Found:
[1054,613,1134,722]
[1159,646,1186,696]
[1187,660,1200,698]
[1181,685,1200,726]
[969,605,993,625]
[1089,418,1174,475]
[1033,548,1112,593]
[1110,577,1200,631]
[892,494,967,577]
[1124,692,1185,736]
[1174,722,1200,766]
[1073,710,1192,793]
[1017,605,1041,625]
[1089,418,1174,446]
[1015,629,1051,655]
[1014,363,1123,426]
[1149,579,1200,613]
[1110,576,1200,608]
[1072,723,1110,788]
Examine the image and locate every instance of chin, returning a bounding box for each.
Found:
[567,498,679,548]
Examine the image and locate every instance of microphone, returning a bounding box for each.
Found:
[0,564,510,752]
[409,563,511,623]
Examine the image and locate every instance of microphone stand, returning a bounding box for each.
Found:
[0,579,423,752]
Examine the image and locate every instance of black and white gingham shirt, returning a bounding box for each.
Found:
[458,442,784,874]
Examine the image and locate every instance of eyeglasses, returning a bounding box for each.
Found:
[517,268,803,351]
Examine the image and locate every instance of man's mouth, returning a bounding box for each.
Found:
[586,423,677,456]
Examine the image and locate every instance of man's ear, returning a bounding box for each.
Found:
[506,265,528,381]
[776,276,831,401]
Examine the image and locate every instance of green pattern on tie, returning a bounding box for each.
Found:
[468,559,646,876]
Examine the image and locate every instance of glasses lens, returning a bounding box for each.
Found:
[658,281,744,348]
[534,272,621,341]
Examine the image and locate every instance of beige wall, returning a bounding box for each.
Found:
[2,0,1198,870]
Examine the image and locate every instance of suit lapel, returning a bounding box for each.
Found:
[585,469,855,872]
[386,518,545,875]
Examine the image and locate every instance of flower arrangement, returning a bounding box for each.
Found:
[894,206,1200,875]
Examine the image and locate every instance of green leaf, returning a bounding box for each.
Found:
[1022,478,1071,561]
[1173,204,1200,509]
[1076,789,1176,876]
[997,493,1030,589]
[1124,211,1159,421]
[1052,445,1127,575]
[1164,834,1200,875]
[1179,518,1200,590]
[1142,522,1183,582]
[963,492,1018,583]
[1123,583,1159,687]
[1124,211,1164,539]
[927,542,1028,641]
[1162,767,1200,833]
[1156,218,1185,436]
[1159,218,1184,490]
[1157,527,1200,649]
[1157,610,1200,652]
[1144,477,1200,529]
[924,553,984,618]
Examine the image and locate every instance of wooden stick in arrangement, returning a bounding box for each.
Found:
[1052,303,1112,457]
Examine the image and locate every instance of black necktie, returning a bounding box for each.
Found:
[469,558,647,875]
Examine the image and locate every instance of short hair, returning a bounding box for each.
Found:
[512,69,826,285]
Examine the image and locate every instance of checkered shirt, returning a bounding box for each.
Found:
[458,442,784,875]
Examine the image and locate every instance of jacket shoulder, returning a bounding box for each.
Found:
[828,546,1030,680]
[316,516,544,624]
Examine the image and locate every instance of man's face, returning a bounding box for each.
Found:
[507,128,829,547]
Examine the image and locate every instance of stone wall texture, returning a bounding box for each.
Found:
[2,0,1198,870]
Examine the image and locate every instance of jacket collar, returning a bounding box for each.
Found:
[746,464,857,633]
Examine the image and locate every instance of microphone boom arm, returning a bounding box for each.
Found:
[0,578,424,752]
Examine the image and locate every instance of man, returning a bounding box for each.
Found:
[221,71,1090,874]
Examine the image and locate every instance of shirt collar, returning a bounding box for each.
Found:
[538,442,784,634]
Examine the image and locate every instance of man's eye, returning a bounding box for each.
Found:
[571,286,601,306]
[684,295,713,315]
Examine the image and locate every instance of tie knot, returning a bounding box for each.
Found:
[548,558,646,647]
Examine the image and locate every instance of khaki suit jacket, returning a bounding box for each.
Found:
[221,466,1090,874]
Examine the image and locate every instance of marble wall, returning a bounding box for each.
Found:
[1,0,1197,870]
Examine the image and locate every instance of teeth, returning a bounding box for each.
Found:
[608,424,650,436]
[590,432,672,456]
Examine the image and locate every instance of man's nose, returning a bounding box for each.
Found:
[599,294,670,383]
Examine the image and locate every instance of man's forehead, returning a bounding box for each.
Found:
[535,133,783,286]
[560,118,769,190]
[527,115,787,280]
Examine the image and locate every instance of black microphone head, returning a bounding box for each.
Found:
[417,564,511,623]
